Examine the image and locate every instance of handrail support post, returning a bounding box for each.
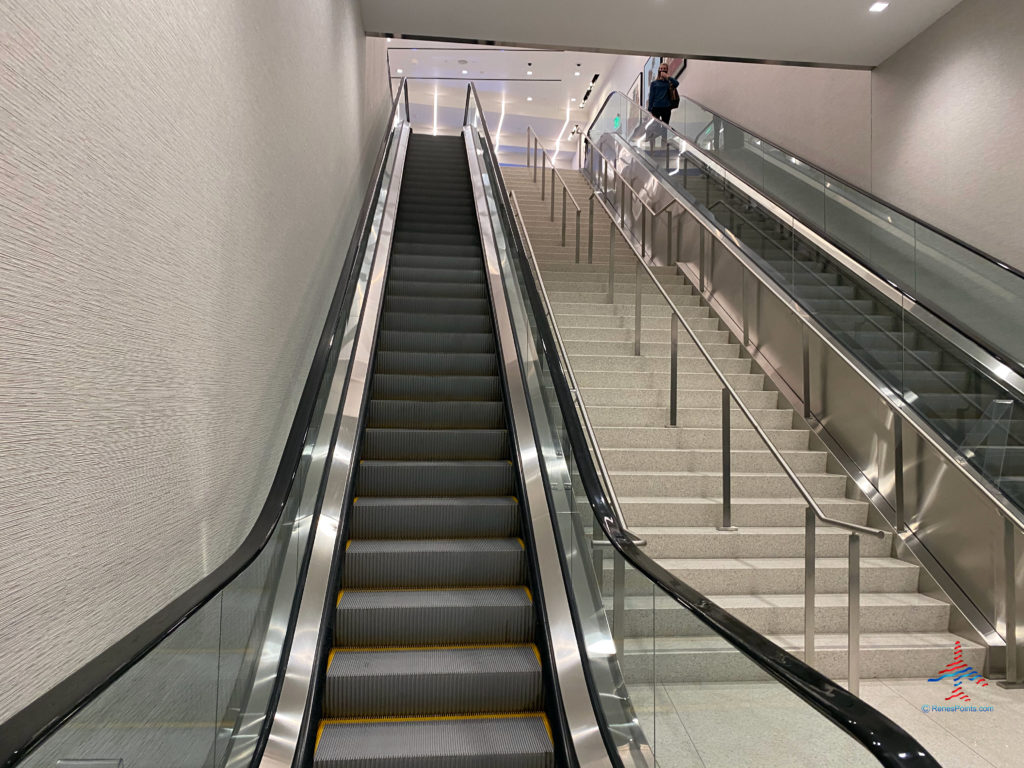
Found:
[999,516,1024,687]
[575,208,581,264]
[894,414,906,533]
[718,388,738,532]
[848,532,861,697]
[634,260,642,356]
[670,315,678,426]
[588,196,594,264]
[607,220,616,303]
[561,187,567,245]
[805,506,816,669]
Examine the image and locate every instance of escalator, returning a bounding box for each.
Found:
[1,81,941,768]
[314,134,554,767]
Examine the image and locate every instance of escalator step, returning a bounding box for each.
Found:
[343,538,526,588]
[383,295,490,316]
[361,428,508,460]
[374,351,498,376]
[391,242,482,258]
[384,280,488,300]
[371,374,500,401]
[335,587,533,646]
[381,311,492,334]
[390,266,486,284]
[349,497,519,539]
[355,460,515,496]
[390,254,484,271]
[324,645,543,717]
[378,329,494,353]
[366,400,504,429]
[314,715,553,768]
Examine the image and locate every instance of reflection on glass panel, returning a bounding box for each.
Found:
[763,142,825,231]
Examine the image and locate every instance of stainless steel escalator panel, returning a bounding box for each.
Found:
[464,126,615,768]
[259,122,412,768]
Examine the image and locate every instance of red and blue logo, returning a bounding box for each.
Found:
[928,641,988,702]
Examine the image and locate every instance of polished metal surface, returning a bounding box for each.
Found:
[259,122,411,768]
[805,507,816,669]
[849,534,862,697]
[586,125,1024,677]
[509,190,643,546]
[465,127,613,768]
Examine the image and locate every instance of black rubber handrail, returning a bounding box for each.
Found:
[479,92,941,767]
[0,79,410,768]
[668,91,1024,282]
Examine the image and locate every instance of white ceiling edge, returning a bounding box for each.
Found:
[362,0,963,68]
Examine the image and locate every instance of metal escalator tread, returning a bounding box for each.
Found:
[316,716,553,768]
[315,132,551,767]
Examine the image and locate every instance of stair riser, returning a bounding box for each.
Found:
[560,327,730,344]
[619,602,949,637]
[577,370,763,390]
[638,531,890,559]
[618,501,867,528]
[618,645,985,683]
[336,604,534,646]
[608,472,848,498]
[344,552,527,589]
[589,406,792,428]
[582,388,777,409]
[612,564,918,596]
[601,448,824,473]
[554,314,720,332]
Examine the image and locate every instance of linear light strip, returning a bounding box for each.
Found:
[553,102,571,161]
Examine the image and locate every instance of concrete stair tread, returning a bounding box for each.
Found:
[602,447,822,457]
[645,556,915,571]
[622,592,946,610]
[609,469,840,479]
[619,496,864,507]
[632,526,875,537]
[622,632,984,653]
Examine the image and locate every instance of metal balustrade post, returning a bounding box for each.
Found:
[805,506,816,669]
[641,208,647,262]
[541,151,546,199]
[848,533,861,697]
[683,157,689,190]
[561,187,567,246]
[613,550,625,653]
[718,388,737,531]
[699,228,706,293]
[665,141,670,172]
[550,168,556,221]
[588,196,594,264]
[894,414,906,533]
[607,220,616,304]
[666,210,673,266]
[534,138,539,182]
[670,315,678,426]
[621,184,627,228]
[676,215,683,266]
[802,328,811,419]
[634,260,641,356]
[1000,517,1023,688]
[575,209,581,264]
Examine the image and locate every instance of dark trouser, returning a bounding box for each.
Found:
[651,107,672,124]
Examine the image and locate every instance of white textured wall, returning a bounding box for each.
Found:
[0,0,390,721]
[677,60,873,190]
[675,0,1024,270]
[871,0,1024,268]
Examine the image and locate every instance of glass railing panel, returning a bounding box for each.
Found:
[16,113,408,768]
[590,91,1024,371]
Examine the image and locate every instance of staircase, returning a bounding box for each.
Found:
[502,164,985,684]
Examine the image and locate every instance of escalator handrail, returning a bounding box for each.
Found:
[652,90,1024,284]
[602,91,1024,379]
[469,86,941,768]
[0,78,410,768]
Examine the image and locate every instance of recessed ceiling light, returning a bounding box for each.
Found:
[527,70,533,75]
[869,1,889,11]
[526,97,533,101]
[571,97,577,102]
[461,70,468,74]
[574,71,581,77]
[396,68,403,74]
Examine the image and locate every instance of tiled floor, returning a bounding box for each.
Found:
[628,679,1024,767]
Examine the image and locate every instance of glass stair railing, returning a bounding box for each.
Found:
[587,91,1024,515]
[469,84,940,768]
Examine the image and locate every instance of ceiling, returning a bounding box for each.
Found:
[364,0,962,69]
[389,43,631,162]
